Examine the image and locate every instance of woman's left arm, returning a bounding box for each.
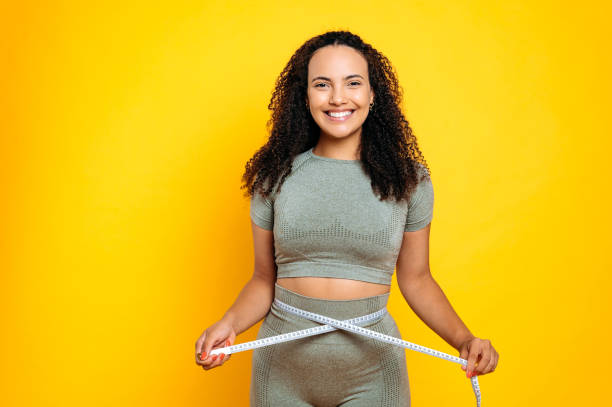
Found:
[396,224,499,378]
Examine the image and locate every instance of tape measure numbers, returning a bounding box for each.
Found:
[207,299,482,407]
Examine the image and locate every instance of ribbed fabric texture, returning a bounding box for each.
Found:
[250,147,434,285]
[249,283,411,406]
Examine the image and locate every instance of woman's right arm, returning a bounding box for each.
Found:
[223,219,277,334]
[195,220,276,370]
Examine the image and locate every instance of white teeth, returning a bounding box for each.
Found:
[328,111,352,118]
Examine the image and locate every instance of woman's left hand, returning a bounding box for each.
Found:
[457,336,499,378]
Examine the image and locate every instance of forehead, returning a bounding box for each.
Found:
[307,45,368,79]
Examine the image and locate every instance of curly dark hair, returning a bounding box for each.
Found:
[241,30,431,203]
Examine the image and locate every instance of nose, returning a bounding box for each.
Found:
[330,87,346,105]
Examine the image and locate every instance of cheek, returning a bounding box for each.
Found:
[309,93,328,107]
[355,91,371,106]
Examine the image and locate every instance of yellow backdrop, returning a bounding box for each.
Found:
[2,1,610,406]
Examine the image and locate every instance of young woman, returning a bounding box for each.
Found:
[195,30,499,406]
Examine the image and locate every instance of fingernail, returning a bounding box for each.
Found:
[201,351,207,360]
[220,353,225,359]
[226,340,230,346]
[212,355,217,361]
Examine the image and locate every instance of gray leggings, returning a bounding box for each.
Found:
[250,283,410,406]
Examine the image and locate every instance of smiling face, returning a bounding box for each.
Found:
[306,44,374,143]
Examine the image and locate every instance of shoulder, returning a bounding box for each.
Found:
[291,148,314,172]
[408,162,433,204]
[254,149,312,200]
[413,161,431,179]
[412,162,433,192]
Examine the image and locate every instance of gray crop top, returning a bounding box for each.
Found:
[249,146,434,285]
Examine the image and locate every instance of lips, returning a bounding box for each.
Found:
[325,110,355,121]
[325,109,354,115]
[326,112,353,122]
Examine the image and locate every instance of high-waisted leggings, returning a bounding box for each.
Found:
[250,282,411,406]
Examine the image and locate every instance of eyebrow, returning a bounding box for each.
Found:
[311,74,365,83]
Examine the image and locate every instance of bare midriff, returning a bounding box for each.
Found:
[276,277,391,300]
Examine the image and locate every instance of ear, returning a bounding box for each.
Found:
[370,89,375,105]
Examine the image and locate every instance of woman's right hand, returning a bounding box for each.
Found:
[195,317,237,370]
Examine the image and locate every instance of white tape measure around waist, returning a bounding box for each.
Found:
[208,299,482,407]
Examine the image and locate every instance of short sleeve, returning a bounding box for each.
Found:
[250,189,274,231]
[404,170,434,232]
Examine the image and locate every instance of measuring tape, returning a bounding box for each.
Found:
[208,299,482,407]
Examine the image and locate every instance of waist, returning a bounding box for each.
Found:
[276,276,390,300]
[273,282,390,321]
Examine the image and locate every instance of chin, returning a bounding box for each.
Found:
[320,128,360,139]
[316,120,365,139]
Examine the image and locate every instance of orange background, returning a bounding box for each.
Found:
[2,1,610,406]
